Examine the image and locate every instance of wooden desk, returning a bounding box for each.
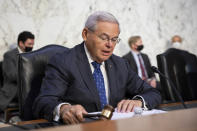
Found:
[15,100,196,125]
[36,108,197,131]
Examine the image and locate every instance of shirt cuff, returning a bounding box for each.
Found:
[53,103,71,121]
[132,95,148,111]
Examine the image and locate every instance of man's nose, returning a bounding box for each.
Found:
[106,40,113,47]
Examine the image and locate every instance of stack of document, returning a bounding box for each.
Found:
[111,109,166,120]
[88,109,166,120]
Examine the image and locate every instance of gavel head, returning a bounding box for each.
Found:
[100,105,114,120]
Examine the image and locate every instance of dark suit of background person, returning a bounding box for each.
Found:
[123,36,156,88]
[123,52,154,79]
[33,11,161,125]
[0,31,35,111]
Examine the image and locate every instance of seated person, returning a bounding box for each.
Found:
[33,11,161,125]
[122,36,156,88]
[0,31,35,111]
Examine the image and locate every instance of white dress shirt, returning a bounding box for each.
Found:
[18,47,24,53]
[130,50,148,78]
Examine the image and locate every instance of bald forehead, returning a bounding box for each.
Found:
[172,36,182,42]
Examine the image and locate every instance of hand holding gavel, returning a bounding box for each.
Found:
[83,105,114,120]
[60,104,114,124]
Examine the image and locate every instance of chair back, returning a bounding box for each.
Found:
[18,44,69,120]
[0,61,3,87]
[157,48,197,102]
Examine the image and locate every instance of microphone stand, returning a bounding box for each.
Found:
[151,66,187,109]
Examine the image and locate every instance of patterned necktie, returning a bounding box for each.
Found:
[137,54,147,80]
[91,61,107,109]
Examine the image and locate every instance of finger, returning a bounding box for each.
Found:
[62,113,71,124]
[70,111,80,124]
[126,102,135,112]
[70,109,81,124]
[117,100,125,112]
[135,100,142,107]
[76,110,84,122]
[80,108,88,121]
[131,105,136,112]
[74,105,87,122]
[72,116,80,124]
[82,108,88,114]
[121,100,130,113]
[65,111,78,124]
[63,119,70,125]
[131,101,141,112]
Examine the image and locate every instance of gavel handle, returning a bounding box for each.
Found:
[83,113,102,118]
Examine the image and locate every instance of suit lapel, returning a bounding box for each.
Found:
[141,54,149,77]
[105,58,117,105]
[128,53,138,73]
[141,54,148,68]
[75,43,100,110]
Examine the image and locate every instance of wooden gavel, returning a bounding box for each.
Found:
[83,105,114,120]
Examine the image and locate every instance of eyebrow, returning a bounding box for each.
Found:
[100,33,119,38]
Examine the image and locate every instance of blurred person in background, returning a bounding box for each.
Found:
[123,36,156,88]
[171,35,183,49]
[0,31,35,111]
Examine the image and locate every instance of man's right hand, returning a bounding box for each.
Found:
[60,104,88,124]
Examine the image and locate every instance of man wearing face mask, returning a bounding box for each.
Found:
[171,35,183,49]
[0,31,35,111]
[123,36,156,88]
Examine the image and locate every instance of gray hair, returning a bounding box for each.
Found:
[85,11,120,32]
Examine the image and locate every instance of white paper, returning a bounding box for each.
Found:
[87,109,166,120]
[111,109,166,120]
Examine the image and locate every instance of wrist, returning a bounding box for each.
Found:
[60,104,71,116]
[133,98,144,108]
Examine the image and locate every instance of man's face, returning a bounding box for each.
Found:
[131,39,142,50]
[135,39,142,46]
[19,38,34,52]
[172,36,181,43]
[82,21,120,63]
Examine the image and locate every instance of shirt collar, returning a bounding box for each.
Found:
[18,46,24,53]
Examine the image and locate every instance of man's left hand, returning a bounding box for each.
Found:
[149,79,156,88]
[117,99,142,113]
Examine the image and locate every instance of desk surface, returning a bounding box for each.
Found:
[36,108,197,131]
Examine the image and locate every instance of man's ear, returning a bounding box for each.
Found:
[18,41,25,51]
[82,28,88,41]
[131,44,135,49]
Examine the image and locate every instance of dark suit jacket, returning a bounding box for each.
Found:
[33,43,161,121]
[122,52,155,79]
[0,48,18,110]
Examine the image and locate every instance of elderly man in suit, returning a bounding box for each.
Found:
[33,11,161,124]
[0,31,34,111]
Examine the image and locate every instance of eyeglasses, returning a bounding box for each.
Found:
[88,29,121,44]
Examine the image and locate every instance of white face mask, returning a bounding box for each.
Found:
[172,42,181,48]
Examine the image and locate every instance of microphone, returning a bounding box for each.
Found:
[151,66,187,109]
